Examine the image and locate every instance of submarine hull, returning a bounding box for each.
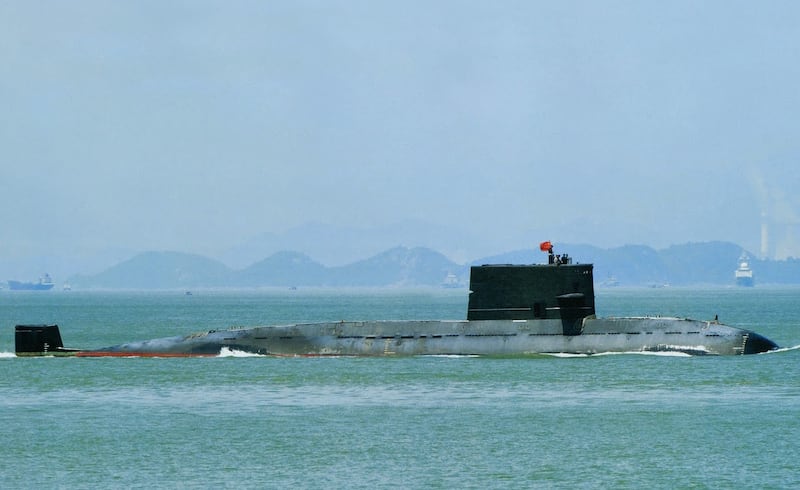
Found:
[13,252,780,357]
[76,317,776,357]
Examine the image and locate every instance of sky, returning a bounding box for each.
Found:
[2,1,800,276]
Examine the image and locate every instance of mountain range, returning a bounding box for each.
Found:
[69,246,464,289]
[66,241,800,289]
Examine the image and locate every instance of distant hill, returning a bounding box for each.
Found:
[69,251,234,289]
[70,246,463,289]
[474,244,670,285]
[218,220,488,268]
[474,242,800,287]
[328,246,466,287]
[234,251,329,287]
[68,242,800,289]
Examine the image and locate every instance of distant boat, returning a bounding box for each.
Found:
[62,282,72,291]
[735,253,755,287]
[441,272,461,288]
[8,273,55,291]
[599,274,619,287]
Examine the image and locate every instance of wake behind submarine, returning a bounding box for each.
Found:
[15,242,779,357]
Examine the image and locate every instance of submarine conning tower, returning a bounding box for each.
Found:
[467,242,595,334]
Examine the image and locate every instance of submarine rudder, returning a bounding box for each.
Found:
[14,324,80,356]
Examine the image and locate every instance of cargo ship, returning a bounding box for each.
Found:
[7,274,54,291]
[14,243,779,357]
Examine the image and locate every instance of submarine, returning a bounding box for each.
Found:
[14,243,779,357]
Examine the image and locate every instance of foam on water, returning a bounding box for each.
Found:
[768,344,800,354]
[423,354,480,358]
[596,350,693,357]
[546,350,692,358]
[217,347,267,357]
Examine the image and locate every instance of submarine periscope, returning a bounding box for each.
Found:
[14,242,779,357]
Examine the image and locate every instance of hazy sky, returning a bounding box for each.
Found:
[3,1,800,269]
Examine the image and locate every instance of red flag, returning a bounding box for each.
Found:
[539,241,553,252]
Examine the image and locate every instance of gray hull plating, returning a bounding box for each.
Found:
[95,316,777,357]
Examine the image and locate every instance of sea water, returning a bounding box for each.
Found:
[1,287,798,488]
